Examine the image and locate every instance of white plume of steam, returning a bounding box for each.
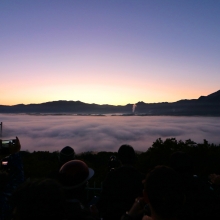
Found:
[132,104,137,113]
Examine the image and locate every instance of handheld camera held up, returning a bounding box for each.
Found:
[0,137,20,155]
[1,139,16,147]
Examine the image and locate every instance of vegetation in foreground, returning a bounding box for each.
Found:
[12,138,220,187]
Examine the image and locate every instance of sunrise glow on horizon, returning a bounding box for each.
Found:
[1,1,220,106]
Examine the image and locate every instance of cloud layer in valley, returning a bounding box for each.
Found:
[1,114,220,153]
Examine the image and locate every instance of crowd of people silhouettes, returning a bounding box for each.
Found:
[1,137,220,220]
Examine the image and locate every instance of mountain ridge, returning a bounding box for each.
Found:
[0,90,220,115]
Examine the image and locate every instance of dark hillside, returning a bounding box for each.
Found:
[0,90,220,115]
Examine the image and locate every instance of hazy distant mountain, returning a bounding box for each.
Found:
[0,90,220,116]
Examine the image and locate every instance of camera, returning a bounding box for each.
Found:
[0,139,16,154]
[1,139,16,147]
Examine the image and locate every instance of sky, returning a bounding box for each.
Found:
[1,0,220,106]
[1,114,220,153]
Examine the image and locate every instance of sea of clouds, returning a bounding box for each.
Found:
[1,114,220,153]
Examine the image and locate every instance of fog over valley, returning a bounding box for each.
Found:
[1,114,220,153]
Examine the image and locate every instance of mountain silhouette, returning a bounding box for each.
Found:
[0,90,220,116]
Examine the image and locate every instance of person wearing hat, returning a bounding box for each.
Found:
[59,160,96,220]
